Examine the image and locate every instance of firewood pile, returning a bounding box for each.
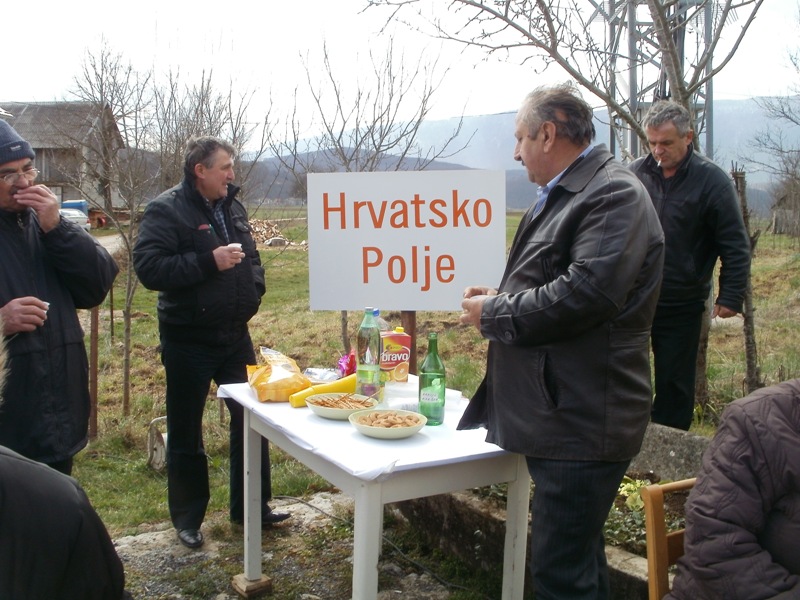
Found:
[249,219,282,240]
[249,219,287,245]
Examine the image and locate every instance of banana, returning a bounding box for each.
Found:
[288,373,357,407]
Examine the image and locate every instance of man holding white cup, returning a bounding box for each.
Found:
[133,136,288,551]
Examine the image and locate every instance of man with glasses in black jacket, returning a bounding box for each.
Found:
[0,119,119,476]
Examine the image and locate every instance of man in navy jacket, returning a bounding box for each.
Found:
[134,136,287,550]
[630,100,750,431]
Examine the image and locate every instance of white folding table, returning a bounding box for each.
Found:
[218,382,530,600]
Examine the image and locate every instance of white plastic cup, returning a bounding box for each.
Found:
[228,243,242,251]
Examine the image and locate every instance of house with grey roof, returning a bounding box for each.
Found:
[0,102,124,212]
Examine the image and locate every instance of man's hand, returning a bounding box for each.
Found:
[1,297,50,335]
[212,245,244,271]
[712,304,739,319]
[12,185,60,232]
[459,286,497,330]
[463,286,498,299]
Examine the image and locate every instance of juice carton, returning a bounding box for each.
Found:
[380,328,412,383]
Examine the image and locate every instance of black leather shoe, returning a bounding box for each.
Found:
[262,506,290,525]
[177,528,204,549]
[231,506,290,528]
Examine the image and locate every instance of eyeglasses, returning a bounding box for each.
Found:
[1,168,39,185]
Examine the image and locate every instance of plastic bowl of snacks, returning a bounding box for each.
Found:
[349,409,427,440]
[305,392,378,420]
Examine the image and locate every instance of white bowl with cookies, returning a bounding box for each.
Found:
[348,409,427,440]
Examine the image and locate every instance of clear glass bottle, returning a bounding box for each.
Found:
[418,332,446,425]
[373,308,391,331]
[356,307,382,401]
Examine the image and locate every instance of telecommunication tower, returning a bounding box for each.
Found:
[586,0,716,159]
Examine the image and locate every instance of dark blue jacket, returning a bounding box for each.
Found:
[630,146,750,312]
[0,210,118,463]
[133,180,265,346]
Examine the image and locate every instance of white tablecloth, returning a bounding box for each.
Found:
[218,378,503,482]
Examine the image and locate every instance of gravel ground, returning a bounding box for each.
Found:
[115,492,453,600]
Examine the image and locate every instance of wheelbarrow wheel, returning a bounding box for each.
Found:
[147,416,168,471]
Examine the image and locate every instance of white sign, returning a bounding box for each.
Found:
[307,170,506,311]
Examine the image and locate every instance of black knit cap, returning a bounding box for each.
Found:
[0,120,35,167]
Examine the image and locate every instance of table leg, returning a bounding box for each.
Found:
[244,409,262,579]
[352,482,383,600]
[502,455,531,600]
[232,409,272,597]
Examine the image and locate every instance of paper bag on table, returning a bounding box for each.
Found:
[247,348,311,402]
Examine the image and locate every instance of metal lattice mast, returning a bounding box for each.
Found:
[587,0,715,159]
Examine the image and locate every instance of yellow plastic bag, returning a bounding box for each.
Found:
[247,348,311,402]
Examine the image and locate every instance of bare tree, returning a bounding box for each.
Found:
[731,168,763,394]
[149,69,274,205]
[369,0,764,155]
[69,43,155,416]
[69,43,276,416]
[749,49,800,237]
[270,39,468,193]
[267,38,469,354]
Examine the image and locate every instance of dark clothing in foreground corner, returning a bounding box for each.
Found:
[0,445,126,600]
[666,379,800,600]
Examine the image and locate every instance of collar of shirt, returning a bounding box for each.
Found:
[203,195,230,243]
[534,144,595,216]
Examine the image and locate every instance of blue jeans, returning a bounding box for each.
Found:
[161,334,272,530]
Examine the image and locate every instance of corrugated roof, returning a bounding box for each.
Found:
[0,101,113,149]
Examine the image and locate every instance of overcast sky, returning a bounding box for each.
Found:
[4,0,797,122]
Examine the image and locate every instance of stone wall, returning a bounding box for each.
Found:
[630,422,711,481]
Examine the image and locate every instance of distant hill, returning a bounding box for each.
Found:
[246,151,475,201]
[256,98,787,216]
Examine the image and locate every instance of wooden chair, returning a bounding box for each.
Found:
[640,478,697,600]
